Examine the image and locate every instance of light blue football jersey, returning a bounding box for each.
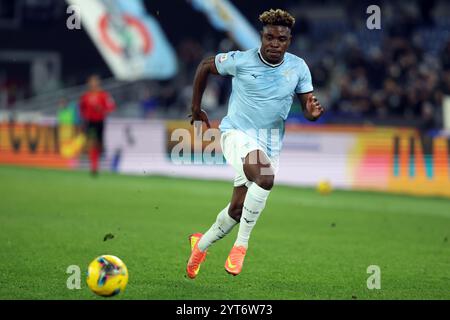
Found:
[215,48,313,157]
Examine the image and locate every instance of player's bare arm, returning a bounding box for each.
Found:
[298,92,324,121]
[189,56,220,128]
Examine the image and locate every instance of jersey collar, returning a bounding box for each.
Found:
[258,48,285,68]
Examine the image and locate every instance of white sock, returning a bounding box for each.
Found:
[235,183,271,248]
[197,204,238,252]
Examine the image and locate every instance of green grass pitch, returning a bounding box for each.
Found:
[1,165,450,300]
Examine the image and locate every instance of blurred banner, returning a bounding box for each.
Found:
[190,0,260,50]
[66,0,177,80]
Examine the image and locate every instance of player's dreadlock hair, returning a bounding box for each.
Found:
[259,9,295,29]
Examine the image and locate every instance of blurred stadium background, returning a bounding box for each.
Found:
[1,0,450,197]
[1,0,450,300]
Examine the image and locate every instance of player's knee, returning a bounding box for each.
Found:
[255,175,274,190]
[228,205,242,222]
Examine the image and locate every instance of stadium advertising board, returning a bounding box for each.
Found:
[104,119,236,181]
[2,117,448,197]
[163,121,450,197]
[0,114,81,169]
[283,124,450,197]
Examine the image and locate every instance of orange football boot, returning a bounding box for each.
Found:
[186,233,207,279]
[224,245,247,276]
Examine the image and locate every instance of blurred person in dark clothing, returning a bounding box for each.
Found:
[79,75,116,176]
[140,87,160,118]
[292,13,310,36]
[417,0,436,27]
[440,71,450,95]
[383,78,406,116]
[441,40,450,71]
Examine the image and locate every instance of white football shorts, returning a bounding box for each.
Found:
[220,129,279,187]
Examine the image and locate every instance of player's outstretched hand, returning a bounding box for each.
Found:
[306,95,324,119]
[189,109,211,128]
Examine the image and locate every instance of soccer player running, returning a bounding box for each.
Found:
[186,9,324,278]
[79,75,116,176]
